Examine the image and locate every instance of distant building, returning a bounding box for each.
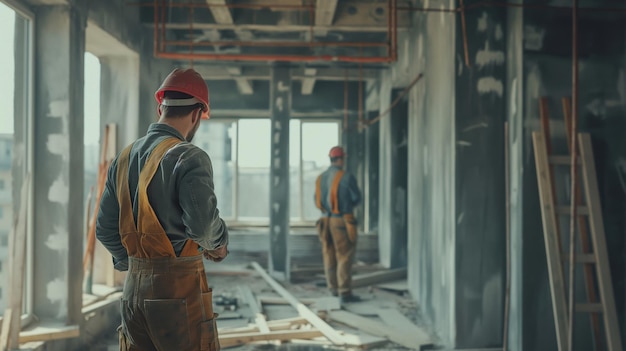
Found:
[0,134,13,311]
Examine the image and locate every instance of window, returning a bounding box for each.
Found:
[194,119,271,223]
[0,0,34,319]
[194,119,339,225]
[84,52,101,213]
[290,121,340,223]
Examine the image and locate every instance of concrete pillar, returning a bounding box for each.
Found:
[268,65,291,281]
[33,5,85,323]
[364,111,379,233]
[344,107,366,230]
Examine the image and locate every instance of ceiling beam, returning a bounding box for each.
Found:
[301,68,317,95]
[315,0,339,26]
[150,22,403,33]
[195,66,380,82]
[226,67,254,95]
[205,0,233,24]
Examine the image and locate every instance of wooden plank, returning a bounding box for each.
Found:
[238,285,270,333]
[376,308,431,344]
[328,310,431,349]
[579,133,624,351]
[532,132,569,351]
[1,174,31,349]
[374,280,408,292]
[0,309,13,350]
[352,268,407,288]
[258,296,314,305]
[219,329,323,348]
[18,325,80,343]
[251,262,346,345]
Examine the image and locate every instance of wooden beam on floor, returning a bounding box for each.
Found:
[251,262,345,345]
[328,310,431,349]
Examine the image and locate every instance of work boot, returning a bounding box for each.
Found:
[340,293,361,304]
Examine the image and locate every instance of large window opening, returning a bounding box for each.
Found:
[84,52,101,215]
[0,0,33,321]
[195,119,339,226]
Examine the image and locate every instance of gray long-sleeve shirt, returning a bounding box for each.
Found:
[96,123,229,271]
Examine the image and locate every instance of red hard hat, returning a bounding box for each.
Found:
[155,68,210,119]
[329,146,345,158]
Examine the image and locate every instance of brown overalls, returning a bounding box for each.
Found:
[116,138,220,351]
[315,170,358,295]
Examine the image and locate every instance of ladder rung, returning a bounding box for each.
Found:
[561,254,596,264]
[549,155,581,165]
[575,303,603,313]
[555,206,589,215]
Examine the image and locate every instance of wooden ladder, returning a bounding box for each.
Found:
[532,98,623,351]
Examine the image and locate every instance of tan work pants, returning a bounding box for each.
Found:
[316,215,358,295]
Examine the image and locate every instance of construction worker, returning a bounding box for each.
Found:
[314,146,362,304]
[96,68,228,351]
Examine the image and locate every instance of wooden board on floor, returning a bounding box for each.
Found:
[18,324,80,343]
[376,308,431,343]
[328,310,432,349]
[251,262,347,345]
[219,329,323,348]
[375,280,409,293]
[352,268,407,288]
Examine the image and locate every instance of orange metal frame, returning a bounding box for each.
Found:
[146,0,398,63]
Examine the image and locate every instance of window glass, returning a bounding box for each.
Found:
[84,52,101,223]
[289,120,301,221]
[301,122,339,221]
[193,120,236,219]
[0,1,16,313]
[237,119,270,221]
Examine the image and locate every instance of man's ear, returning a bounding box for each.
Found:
[191,108,201,124]
[157,104,163,117]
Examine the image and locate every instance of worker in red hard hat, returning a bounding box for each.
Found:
[314,146,362,304]
[96,68,228,350]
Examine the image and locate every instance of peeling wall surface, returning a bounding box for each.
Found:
[405,0,457,346]
[454,6,507,348]
[33,5,85,323]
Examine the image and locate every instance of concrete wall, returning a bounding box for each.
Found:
[405,0,457,346]
[454,5,507,348]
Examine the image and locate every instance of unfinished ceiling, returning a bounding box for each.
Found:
[135,0,409,94]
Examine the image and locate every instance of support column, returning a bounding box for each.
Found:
[269,65,291,281]
[33,5,85,324]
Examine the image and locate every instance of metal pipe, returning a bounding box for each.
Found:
[397,1,626,13]
[391,0,398,61]
[459,0,471,67]
[153,0,158,56]
[366,73,423,127]
[160,0,166,52]
[567,0,579,350]
[156,51,395,63]
[128,2,314,10]
[164,40,388,48]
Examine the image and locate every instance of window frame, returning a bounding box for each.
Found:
[0,0,36,327]
[199,118,341,227]
[290,118,341,226]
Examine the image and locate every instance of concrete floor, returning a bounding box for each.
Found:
[87,260,426,351]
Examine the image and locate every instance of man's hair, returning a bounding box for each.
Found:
[161,91,203,119]
[330,156,343,163]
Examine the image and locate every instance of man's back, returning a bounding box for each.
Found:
[317,165,362,215]
[96,123,228,270]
